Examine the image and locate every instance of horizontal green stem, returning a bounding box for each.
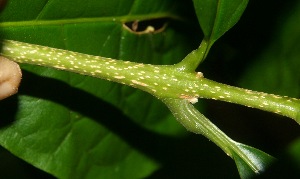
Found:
[1,40,299,123]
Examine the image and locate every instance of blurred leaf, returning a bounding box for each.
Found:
[0,0,197,178]
[193,0,248,44]
[237,1,300,177]
[232,142,275,179]
[239,1,300,98]
[288,138,300,170]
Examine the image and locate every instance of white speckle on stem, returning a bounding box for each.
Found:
[188,97,198,104]
[131,80,148,87]
[114,76,126,79]
[196,72,204,78]
[180,94,198,104]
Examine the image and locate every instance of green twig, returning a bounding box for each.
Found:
[1,40,300,123]
[174,39,209,72]
[162,98,275,175]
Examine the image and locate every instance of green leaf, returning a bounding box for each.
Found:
[288,138,300,170]
[234,1,300,176]
[193,0,248,44]
[239,1,300,99]
[238,1,300,124]
[232,143,275,179]
[0,0,196,178]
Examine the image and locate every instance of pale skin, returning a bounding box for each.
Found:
[0,56,22,100]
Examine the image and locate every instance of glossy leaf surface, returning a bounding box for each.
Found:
[193,0,248,43]
[0,0,196,178]
[232,143,275,179]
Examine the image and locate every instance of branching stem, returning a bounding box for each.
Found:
[1,40,299,124]
[162,98,275,174]
[174,39,209,72]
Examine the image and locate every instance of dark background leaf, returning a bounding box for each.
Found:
[0,0,300,178]
[0,0,202,178]
[236,1,300,177]
[198,0,300,178]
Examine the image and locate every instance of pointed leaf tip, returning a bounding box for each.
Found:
[193,0,249,43]
[232,143,275,179]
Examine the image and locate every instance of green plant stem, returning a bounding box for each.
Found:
[162,98,274,174]
[175,39,209,72]
[163,98,233,155]
[1,40,300,123]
